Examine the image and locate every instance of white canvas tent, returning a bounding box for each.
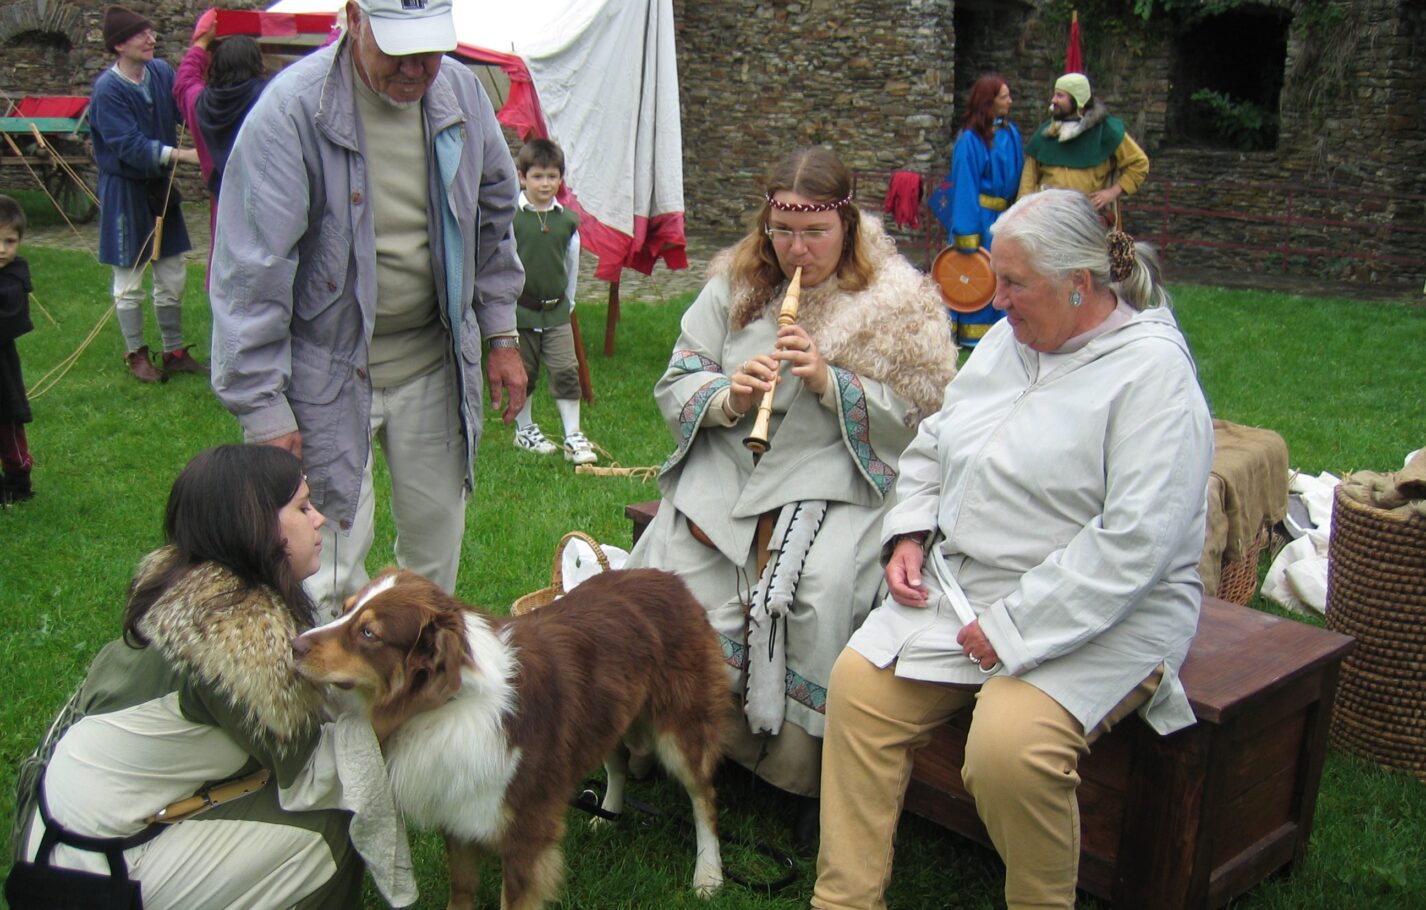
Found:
[263,0,686,281]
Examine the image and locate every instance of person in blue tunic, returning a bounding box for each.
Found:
[942,74,1023,347]
[89,5,206,383]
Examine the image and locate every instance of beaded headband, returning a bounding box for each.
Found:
[1106,229,1136,283]
[765,190,854,213]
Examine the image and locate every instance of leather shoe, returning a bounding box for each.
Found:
[0,472,33,505]
[125,346,166,383]
[162,346,208,376]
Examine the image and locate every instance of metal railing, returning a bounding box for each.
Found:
[1129,177,1426,280]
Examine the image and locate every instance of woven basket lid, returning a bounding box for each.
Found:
[931,246,997,314]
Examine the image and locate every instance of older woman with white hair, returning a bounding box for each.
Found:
[812,188,1214,910]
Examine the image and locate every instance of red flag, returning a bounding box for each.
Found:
[1066,10,1083,74]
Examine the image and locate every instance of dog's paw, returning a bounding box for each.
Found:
[692,871,723,899]
[586,814,616,830]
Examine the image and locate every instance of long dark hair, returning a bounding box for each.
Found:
[727,147,873,317]
[124,445,317,645]
[961,74,1008,146]
[208,35,264,87]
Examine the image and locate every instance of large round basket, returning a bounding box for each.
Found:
[930,246,997,314]
[1324,484,1426,780]
[510,531,610,616]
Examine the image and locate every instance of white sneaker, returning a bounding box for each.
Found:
[563,432,597,465]
[514,424,557,455]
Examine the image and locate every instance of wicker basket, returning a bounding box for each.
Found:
[1324,485,1426,780]
[510,531,611,616]
[1215,524,1271,606]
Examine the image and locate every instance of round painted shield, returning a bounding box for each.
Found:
[931,246,997,314]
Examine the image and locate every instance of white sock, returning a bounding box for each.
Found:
[555,397,581,437]
[516,399,535,428]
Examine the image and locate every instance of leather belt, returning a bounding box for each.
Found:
[146,769,272,824]
[687,511,779,575]
[517,292,564,312]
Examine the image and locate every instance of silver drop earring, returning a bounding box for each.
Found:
[1070,291,1083,308]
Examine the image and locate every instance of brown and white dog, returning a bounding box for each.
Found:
[291,567,726,910]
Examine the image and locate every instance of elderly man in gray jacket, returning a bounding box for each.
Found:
[209,0,526,618]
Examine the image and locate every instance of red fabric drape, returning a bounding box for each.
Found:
[215,9,337,38]
[883,171,924,229]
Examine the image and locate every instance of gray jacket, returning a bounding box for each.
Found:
[209,38,524,530]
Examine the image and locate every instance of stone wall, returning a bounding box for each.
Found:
[673,0,1426,290]
[673,0,955,236]
[5,0,1423,289]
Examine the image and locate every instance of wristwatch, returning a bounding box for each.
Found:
[891,530,930,548]
[488,336,519,350]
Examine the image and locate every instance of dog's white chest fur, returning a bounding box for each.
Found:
[384,615,522,844]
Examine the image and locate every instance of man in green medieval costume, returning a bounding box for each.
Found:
[1019,72,1149,213]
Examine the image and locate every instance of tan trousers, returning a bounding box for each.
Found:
[813,649,1160,910]
[305,361,468,620]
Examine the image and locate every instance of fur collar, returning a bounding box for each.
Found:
[135,548,323,746]
[1044,97,1108,143]
[711,216,957,419]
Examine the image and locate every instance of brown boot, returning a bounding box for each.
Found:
[125,346,166,383]
[162,346,208,376]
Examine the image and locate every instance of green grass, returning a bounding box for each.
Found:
[1,241,1424,908]
[0,187,73,230]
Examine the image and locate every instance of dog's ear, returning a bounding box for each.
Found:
[340,592,359,616]
[408,603,468,700]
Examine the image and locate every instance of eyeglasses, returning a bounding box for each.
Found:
[764,227,834,244]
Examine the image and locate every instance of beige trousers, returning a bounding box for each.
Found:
[306,362,468,620]
[813,649,1159,910]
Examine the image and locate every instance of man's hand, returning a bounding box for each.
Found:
[885,537,930,608]
[1089,183,1124,211]
[265,431,303,461]
[173,148,201,166]
[486,346,527,423]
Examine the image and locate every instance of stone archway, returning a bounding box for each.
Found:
[1,1,91,101]
[0,0,87,49]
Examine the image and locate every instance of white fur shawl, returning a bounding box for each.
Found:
[135,548,324,749]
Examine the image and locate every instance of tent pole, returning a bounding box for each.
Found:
[604,279,621,356]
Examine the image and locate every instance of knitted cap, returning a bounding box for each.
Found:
[1055,73,1092,111]
[103,5,154,53]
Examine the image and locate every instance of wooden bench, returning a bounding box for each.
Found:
[905,597,1352,909]
[625,500,1356,909]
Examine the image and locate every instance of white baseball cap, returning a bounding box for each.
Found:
[356,0,457,55]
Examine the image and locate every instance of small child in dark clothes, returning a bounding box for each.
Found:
[0,194,35,504]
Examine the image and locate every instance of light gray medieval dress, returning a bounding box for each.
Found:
[628,218,957,795]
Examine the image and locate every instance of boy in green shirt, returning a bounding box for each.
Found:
[511,139,595,465]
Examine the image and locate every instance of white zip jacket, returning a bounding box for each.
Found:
[851,305,1214,735]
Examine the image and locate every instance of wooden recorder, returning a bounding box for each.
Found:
[742,267,803,456]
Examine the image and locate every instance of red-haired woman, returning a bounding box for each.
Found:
[944,74,1023,347]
